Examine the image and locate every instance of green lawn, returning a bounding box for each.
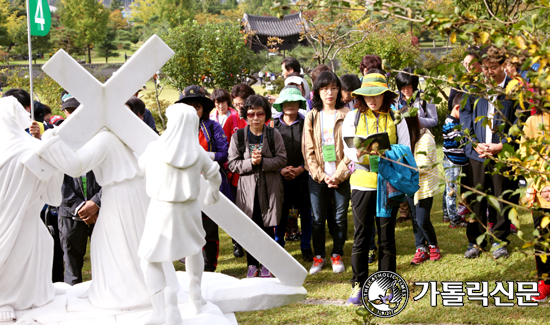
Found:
[77,146,548,324]
[5,45,141,65]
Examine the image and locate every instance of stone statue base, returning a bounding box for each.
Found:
[11,272,307,324]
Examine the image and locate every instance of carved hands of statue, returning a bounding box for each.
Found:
[204,187,220,206]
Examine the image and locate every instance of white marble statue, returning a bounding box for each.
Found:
[0,96,63,322]
[138,104,222,323]
[37,127,156,310]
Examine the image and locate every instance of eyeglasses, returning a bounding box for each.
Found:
[247,111,266,119]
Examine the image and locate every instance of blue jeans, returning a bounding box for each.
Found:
[308,175,350,258]
[406,196,437,249]
[442,157,461,222]
[274,207,312,250]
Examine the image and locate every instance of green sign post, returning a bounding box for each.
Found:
[29,0,51,36]
[26,0,51,122]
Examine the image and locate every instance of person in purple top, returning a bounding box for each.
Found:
[176,85,234,271]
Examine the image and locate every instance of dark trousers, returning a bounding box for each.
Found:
[247,192,275,267]
[407,196,437,248]
[58,216,93,285]
[275,206,312,250]
[308,176,350,258]
[202,213,219,272]
[41,209,64,283]
[534,210,550,284]
[350,190,398,286]
[466,159,516,247]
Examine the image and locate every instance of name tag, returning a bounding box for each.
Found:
[322,144,336,162]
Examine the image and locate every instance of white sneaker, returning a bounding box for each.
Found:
[330,254,345,273]
[309,255,325,275]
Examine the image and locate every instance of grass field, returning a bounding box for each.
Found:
[77,146,549,324]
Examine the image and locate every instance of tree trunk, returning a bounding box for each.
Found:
[87,45,92,64]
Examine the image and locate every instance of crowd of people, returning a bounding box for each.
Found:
[2,44,549,308]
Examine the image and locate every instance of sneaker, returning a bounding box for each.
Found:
[510,224,518,235]
[368,249,377,266]
[443,214,451,223]
[259,265,272,278]
[301,248,314,262]
[347,282,362,307]
[492,243,509,259]
[429,245,442,261]
[464,244,482,259]
[411,248,429,265]
[458,204,470,216]
[309,256,325,275]
[233,243,244,258]
[331,254,345,273]
[449,218,468,228]
[532,280,550,302]
[246,265,258,278]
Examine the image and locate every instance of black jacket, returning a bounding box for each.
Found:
[58,171,102,218]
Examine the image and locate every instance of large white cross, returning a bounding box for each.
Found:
[42,35,307,287]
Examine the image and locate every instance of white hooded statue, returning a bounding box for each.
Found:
[0,96,63,321]
[138,104,222,324]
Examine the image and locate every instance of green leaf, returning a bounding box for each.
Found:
[475,116,485,123]
[509,207,520,228]
[487,195,501,214]
[476,234,485,246]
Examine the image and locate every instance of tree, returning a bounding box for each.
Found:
[110,0,125,11]
[339,27,420,79]
[130,0,196,28]
[299,9,377,69]
[162,20,265,91]
[59,0,110,63]
[97,28,119,63]
[109,9,129,31]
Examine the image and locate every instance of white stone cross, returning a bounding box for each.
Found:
[42,35,307,287]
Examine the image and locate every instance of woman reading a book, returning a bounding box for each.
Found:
[341,70,410,306]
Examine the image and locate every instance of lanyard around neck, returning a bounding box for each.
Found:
[363,111,387,136]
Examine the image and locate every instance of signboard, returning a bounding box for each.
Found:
[29,0,51,37]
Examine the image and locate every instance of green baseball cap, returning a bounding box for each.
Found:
[273,87,307,112]
[351,73,398,99]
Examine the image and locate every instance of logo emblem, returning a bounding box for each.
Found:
[361,271,409,318]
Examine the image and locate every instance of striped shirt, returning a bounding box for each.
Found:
[442,115,468,166]
[414,128,440,204]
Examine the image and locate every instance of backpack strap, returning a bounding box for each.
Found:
[353,110,361,132]
[237,128,246,158]
[266,126,276,156]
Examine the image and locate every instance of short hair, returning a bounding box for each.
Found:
[312,71,345,111]
[231,83,255,101]
[395,67,419,92]
[3,88,31,109]
[211,88,231,104]
[367,68,386,75]
[339,74,361,92]
[466,46,480,59]
[126,96,146,117]
[359,55,382,74]
[240,95,272,121]
[281,57,301,74]
[479,45,506,65]
[506,56,522,70]
[310,64,332,84]
[64,107,77,114]
[451,92,464,110]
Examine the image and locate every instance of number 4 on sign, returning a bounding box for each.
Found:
[29,0,51,36]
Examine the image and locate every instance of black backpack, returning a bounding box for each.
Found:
[236,126,276,158]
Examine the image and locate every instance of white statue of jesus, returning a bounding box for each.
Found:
[138,104,222,324]
[0,96,63,321]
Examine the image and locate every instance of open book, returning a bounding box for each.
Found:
[344,132,391,152]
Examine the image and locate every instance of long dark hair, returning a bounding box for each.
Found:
[312,71,345,111]
[402,106,421,150]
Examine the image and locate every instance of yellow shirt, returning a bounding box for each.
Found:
[414,128,440,204]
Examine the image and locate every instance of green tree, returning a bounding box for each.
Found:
[162,20,265,91]
[340,27,420,81]
[109,0,125,11]
[59,0,110,63]
[97,28,119,63]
